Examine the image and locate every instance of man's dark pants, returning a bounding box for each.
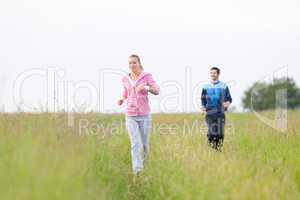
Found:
[205,112,225,150]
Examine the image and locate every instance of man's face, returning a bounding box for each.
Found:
[210,69,219,81]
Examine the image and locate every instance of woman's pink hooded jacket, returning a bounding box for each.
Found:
[122,72,160,116]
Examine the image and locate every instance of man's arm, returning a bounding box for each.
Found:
[223,86,232,110]
[201,88,207,112]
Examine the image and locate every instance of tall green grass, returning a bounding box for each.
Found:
[0,112,299,199]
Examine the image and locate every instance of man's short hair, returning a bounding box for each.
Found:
[210,67,220,74]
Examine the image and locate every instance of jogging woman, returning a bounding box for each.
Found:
[118,54,160,175]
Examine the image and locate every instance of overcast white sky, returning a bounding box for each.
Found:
[0,0,300,113]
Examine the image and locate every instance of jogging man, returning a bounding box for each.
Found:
[201,67,232,150]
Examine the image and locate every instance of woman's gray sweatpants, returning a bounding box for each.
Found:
[125,114,152,174]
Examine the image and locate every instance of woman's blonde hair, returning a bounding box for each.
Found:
[129,54,144,70]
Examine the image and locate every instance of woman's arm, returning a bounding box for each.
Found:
[118,81,128,106]
[146,74,160,95]
[122,85,128,100]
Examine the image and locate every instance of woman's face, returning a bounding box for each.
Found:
[128,57,141,73]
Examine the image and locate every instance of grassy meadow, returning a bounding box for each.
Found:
[0,111,299,200]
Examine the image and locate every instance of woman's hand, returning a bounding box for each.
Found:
[117,99,124,106]
[136,84,149,93]
[136,84,159,95]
